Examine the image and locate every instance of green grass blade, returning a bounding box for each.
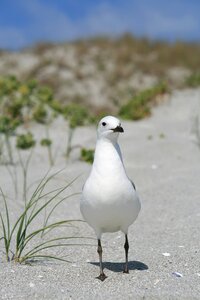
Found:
[18,219,83,256]
[22,255,72,263]
[27,176,80,226]
[29,168,66,201]
[14,187,64,250]
[14,176,80,256]
[0,188,10,240]
[43,192,80,228]
[24,242,95,258]
[8,201,33,245]
[27,186,67,225]
[16,211,27,250]
[38,186,65,201]
[26,170,52,194]
[0,188,11,260]
[36,186,67,228]
[41,223,80,238]
[25,219,83,243]
[0,213,7,242]
[27,169,73,222]
[9,172,67,247]
[0,213,9,260]
[22,236,93,257]
[26,168,60,209]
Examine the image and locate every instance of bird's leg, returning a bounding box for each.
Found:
[96,239,107,281]
[123,234,129,273]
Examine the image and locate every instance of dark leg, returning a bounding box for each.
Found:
[123,234,129,273]
[96,239,107,281]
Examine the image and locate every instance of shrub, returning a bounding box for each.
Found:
[0,75,58,126]
[0,116,20,134]
[0,75,59,163]
[119,82,169,120]
[185,73,200,87]
[40,138,52,147]
[16,132,36,150]
[64,103,90,129]
[80,148,94,164]
[33,104,48,124]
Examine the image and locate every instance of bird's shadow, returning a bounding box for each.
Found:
[90,260,148,273]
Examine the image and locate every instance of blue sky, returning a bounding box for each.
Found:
[0,0,200,49]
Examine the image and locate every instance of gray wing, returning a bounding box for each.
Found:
[131,180,136,190]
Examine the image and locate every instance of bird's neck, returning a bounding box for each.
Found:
[92,138,125,176]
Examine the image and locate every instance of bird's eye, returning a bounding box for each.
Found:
[102,122,106,126]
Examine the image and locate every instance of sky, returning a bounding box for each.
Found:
[0,0,200,50]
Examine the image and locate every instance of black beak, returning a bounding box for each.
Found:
[112,125,124,133]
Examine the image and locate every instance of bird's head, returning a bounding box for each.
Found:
[97,116,124,142]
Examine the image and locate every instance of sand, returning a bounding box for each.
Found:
[0,88,200,299]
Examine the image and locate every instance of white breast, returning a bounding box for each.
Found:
[80,139,141,238]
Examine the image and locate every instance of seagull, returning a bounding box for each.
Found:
[80,116,141,281]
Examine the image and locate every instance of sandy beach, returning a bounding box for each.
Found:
[0,88,200,299]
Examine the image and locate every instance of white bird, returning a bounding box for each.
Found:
[80,116,141,281]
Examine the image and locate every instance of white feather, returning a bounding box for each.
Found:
[80,116,141,239]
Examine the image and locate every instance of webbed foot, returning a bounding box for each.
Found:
[96,273,107,281]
